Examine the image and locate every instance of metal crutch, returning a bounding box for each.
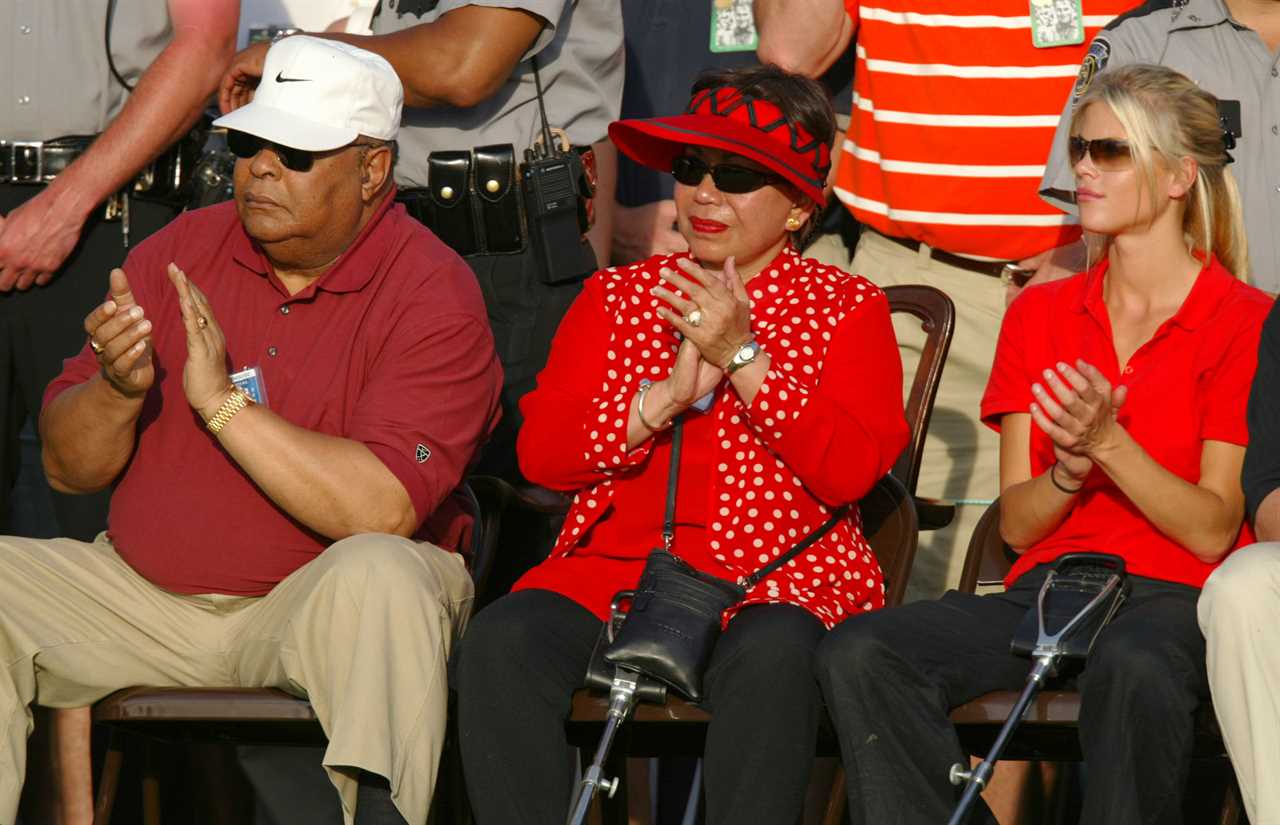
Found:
[566,665,641,825]
[567,592,665,825]
[945,554,1128,825]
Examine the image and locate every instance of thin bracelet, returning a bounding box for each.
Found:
[636,381,671,432]
[1049,461,1084,494]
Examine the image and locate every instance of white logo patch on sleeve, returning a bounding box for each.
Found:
[415,443,431,463]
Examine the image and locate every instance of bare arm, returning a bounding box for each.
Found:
[221,6,546,112]
[168,264,426,539]
[0,0,238,290]
[1010,360,1245,561]
[212,406,418,539]
[1253,488,1280,542]
[41,269,155,492]
[754,0,855,78]
[41,377,147,493]
[995,413,1080,549]
[1091,435,1245,562]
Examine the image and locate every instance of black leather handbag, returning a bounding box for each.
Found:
[599,417,847,703]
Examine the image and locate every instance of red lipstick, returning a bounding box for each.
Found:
[690,217,728,234]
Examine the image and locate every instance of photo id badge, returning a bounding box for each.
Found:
[1029,0,1084,48]
[710,0,758,53]
[231,365,269,407]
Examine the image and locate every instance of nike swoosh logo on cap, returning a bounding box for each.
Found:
[275,72,311,83]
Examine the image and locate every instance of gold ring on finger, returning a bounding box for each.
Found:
[684,308,703,327]
[197,315,208,329]
[89,338,104,354]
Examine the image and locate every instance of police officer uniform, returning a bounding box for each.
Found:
[371,0,624,479]
[1041,0,1280,290]
[0,2,184,539]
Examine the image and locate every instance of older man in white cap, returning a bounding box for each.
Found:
[0,36,501,825]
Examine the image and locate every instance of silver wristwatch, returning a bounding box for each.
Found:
[724,338,762,375]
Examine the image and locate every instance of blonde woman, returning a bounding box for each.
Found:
[816,64,1271,825]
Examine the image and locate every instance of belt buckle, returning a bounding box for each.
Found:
[1000,263,1033,288]
[8,141,45,184]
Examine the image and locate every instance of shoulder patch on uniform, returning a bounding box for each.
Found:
[1073,38,1112,101]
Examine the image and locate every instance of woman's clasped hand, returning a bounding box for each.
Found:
[1028,358,1130,482]
[651,255,754,369]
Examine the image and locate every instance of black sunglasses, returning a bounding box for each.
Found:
[672,155,780,194]
[1067,136,1133,171]
[226,130,322,172]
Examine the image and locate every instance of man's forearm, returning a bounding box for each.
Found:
[1254,489,1280,542]
[40,375,144,493]
[211,403,421,540]
[755,0,853,77]
[316,7,544,109]
[45,23,235,222]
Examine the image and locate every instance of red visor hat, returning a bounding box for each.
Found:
[608,85,832,206]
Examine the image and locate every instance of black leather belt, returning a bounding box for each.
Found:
[0,137,93,184]
[881,231,1026,284]
[1,134,200,208]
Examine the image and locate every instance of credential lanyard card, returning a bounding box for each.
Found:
[231,365,268,407]
[1029,0,1085,48]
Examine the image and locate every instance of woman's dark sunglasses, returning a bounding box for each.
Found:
[1067,136,1133,171]
[672,155,780,194]
[226,130,320,172]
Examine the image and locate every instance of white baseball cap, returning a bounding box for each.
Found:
[213,36,403,151]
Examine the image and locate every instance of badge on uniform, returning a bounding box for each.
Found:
[1029,0,1085,48]
[1072,37,1111,103]
[710,0,758,53]
[230,366,269,406]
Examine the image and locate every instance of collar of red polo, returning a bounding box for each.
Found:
[231,187,399,295]
[1071,251,1238,332]
[608,85,831,204]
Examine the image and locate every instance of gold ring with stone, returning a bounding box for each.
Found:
[685,308,703,327]
[197,315,209,329]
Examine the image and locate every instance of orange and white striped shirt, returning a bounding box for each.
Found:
[837,0,1134,261]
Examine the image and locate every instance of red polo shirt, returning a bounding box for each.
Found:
[44,197,502,596]
[981,256,1272,588]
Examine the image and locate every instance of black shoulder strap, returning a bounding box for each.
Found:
[661,418,683,552]
[659,416,847,586]
[741,504,850,590]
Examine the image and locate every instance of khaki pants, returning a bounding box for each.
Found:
[852,229,1005,600]
[0,532,473,825]
[1199,543,1280,825]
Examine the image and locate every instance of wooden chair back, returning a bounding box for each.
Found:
[885,284,955,494]
[956,496,1016,593]
[859,472,919,608]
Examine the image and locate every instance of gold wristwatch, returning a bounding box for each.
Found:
[724,338,762,375]
[206,388,254,434]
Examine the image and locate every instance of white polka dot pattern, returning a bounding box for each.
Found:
[546,248,889,629]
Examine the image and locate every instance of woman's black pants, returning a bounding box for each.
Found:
[814,564,1209,825]
[455,588,825,825]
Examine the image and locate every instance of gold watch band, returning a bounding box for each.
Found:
[206,388,253,434]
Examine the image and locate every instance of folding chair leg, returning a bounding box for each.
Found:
[821,765,846,825]
[92,730,124,825]
[1219,769,1243,825]
[142,741,162,825]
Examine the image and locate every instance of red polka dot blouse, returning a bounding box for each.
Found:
[514,246,909,629]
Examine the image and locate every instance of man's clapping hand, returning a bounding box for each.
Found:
[167,263,234,420]
[83,268,154,398]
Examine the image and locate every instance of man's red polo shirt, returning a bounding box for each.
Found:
[44,197,502,596]
[981,256,1272,589]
